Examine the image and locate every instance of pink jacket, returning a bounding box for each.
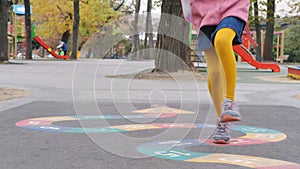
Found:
[185,0,250,33]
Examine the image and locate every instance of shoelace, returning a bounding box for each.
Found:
[216,122,230,133]
[223,101,237,110]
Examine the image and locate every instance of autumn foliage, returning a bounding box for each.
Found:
[32,0,119,48]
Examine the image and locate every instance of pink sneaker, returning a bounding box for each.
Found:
[213,119,231,144]
[220,98,242,123]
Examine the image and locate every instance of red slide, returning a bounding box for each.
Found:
[233,45,280,72]
[34,36,69,60]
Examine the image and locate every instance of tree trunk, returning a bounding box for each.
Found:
[130,0,141,60]
[0,0,9,62]
[144,0,153,48]
[253,1,261,59]
[155,0,192,72]
[62,30,70,45]
[263,0,275,61]
[24,0,32,60]
[71,0,80,60]
[143,0,154,59]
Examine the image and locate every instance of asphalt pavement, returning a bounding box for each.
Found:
[0,59,299,169]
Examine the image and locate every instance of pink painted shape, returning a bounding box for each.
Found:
[153,123,196,128]
[204,138,270,146]
[257,164,300,169]
[15,119,53,126]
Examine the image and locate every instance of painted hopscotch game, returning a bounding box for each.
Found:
[16,106,300,169]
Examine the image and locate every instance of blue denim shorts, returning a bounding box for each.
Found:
[197,16,246,50]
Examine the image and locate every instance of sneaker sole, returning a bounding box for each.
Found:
[213,139,230,144]
[221,115,242,123]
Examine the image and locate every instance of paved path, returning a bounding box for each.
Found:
[0,59,299,169]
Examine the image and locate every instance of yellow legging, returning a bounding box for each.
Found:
[204,28,236,117]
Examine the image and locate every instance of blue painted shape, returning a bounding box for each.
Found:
[194,123,216,128]
[137,139,209,161]
[123,115,146,119]
[139,148,209,161]
[65,127,126,133]
[101,115,124,119]
[21,125,70,132]
[232,125,282,134]
[138,139,202,149]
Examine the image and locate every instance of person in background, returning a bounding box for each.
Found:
[56,40,68,56]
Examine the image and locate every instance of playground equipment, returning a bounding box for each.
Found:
[242,27,287,63]
[234,25,280,72]
[8,5,69,60]
[287,66,300,80]
[8,5,31,59]
[273,31,288,63]
[33,36,69,60]
[233,45,280,72]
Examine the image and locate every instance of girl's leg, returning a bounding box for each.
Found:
[204,47,225,117]
[205,47,231,144]
[214,28,236,101]
[214,28,242,122]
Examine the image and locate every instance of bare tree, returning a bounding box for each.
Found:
[130,0,141,60]
[0,0,11,62]
[144,0,153,48]
[71,0,80,60]
[24,0,32,60]
[253,0,262,59]
[263,0,275,61]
